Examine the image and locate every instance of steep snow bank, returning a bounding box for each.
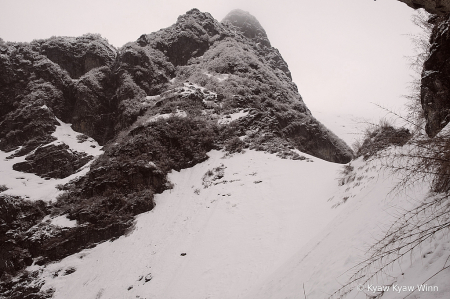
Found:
[35,150,344,299]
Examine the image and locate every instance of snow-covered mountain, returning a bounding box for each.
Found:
[1,7,450,299]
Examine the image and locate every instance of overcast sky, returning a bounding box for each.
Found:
[0,0,424,130]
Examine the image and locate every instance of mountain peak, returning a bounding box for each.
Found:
[177,8,213,21]
[222,9,270,47]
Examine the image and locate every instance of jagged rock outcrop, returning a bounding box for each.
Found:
[0,8,354,290]
[138,10,220,67]
[0,35,117,150]
[0,8,352,164]
[38,35,116,79]
[397,0,450,14]
[420,14,450,137]
[12,144,93,179]
[0,101,58,154]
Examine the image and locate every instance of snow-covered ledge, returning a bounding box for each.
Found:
[397,0,450,14]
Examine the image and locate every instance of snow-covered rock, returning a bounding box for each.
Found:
[0,118,103,202]
[218,110,249,125]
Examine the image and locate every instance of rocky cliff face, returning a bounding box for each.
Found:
[0,8,353,295]
[397,0,450,15]
[0,9,352,165]
[420,14,450,137]
[393,1,450,137]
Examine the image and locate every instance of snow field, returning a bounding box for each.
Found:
[13,142,450,299]
[37,149,344,299]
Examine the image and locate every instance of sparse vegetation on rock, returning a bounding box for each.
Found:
[352,119,412,160]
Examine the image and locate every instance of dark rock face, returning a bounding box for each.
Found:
[0,102,58,153]
[0,36,115,151]
[421,14,450,137]
[143,9,222,66]
[397,0,450,15]
[0,196,47,277]
[12,144,93,179]
[80,159,166,197]
[70,66,118,143]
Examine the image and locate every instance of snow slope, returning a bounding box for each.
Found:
[245,155,450,299]
[34,150,345,299]
[21,146,450,299]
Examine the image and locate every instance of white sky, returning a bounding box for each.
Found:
[0,0,423,123]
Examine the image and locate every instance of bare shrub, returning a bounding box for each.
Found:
[337,164,355,186]
[353,119,412,160]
